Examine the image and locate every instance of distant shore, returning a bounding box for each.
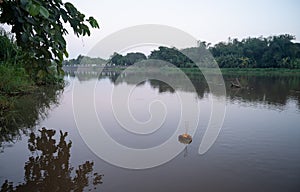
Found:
[63,65,300,76]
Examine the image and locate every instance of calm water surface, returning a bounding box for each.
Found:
[1,70,300,191]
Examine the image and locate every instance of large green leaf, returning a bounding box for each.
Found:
[21,33,29,43]
[39,6,49,19]
[29,4,40,17]
[87,17,99,28]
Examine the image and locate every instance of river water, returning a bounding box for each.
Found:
[1,69,300,191]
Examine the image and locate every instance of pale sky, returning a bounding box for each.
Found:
[64,0,300,59]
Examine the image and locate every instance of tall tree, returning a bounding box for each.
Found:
[0,0,99,84]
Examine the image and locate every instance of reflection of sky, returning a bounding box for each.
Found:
[65,0,300,58]
[93,78,201,149]
[1,75,300,191]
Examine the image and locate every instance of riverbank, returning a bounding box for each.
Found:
[0,65,63,112]
[64,65,300,76]
[2,66,300,111]
[183,68,300,76]
[0,65,35,111]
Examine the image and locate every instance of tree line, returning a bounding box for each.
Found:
[210,34,300,68]
[63,55,106,66]
[67,34,300,69]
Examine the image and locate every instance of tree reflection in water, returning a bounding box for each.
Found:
[1,128,103,192]
[1,86,63,149]
[65,69,300,109]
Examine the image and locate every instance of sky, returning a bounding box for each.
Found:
[64,0,300,59]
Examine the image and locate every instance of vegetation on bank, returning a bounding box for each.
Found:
[63,55,107,66]
[0,30,35,96]
[66,64,300,76]
[0,0,99,111]
[65,34,300,69]
[211,34,300,68]
[220,68,300,75]
[184,68,300,77]
[0,0,99,87]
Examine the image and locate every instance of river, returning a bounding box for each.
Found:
[1,69,300,191]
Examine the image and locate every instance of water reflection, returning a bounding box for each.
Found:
[65,69,300,109]
[178,122,193,145]
[0,69,298,192]
[0,127,103,192]
[0,86,63,151]
[178,122,192,158]
[178,134,192,145]
[225,75,300,108]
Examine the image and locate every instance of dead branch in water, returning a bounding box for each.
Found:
[230,78,241,88]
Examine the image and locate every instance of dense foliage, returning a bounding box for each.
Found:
[148,46,193,67]
[151,35,300,69]
[109,52,147,66]
[0,29,34,95]
[81,34,300,69]
[210,34,300,68]
[63,55,107,66]
[0,0,99,84]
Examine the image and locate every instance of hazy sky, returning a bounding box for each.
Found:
[65,0,300,59]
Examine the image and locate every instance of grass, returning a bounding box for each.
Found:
[0,65,35,96]
[160,67,300,76]
[0,65,36,113]
[0,30,35,97]
[96,65,300,76]
[219,68,300,76]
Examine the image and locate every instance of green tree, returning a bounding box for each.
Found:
[149,46,192,67]
[109,52,146,66]
[0,0,99,84]
[110,52,125,66]
[124,52,146,65]
[210,34,300,69]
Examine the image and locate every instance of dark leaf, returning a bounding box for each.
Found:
[20,0,28,6]
[29,4,40,17]
[39,6,49,19]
